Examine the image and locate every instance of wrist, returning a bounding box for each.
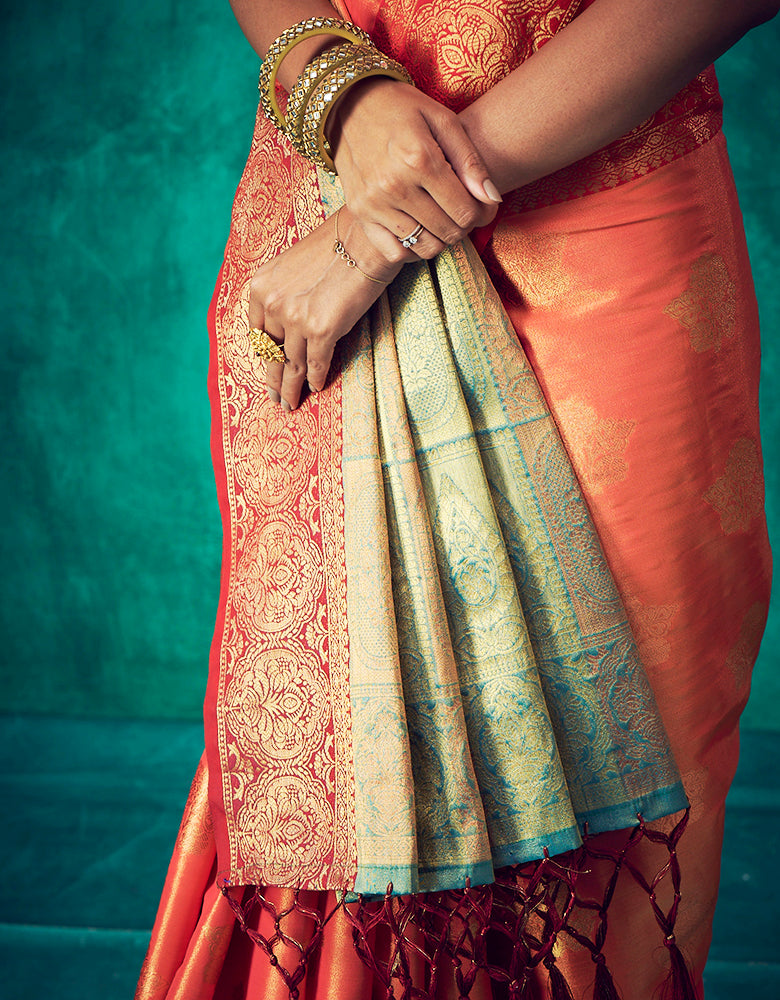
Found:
[325,76,401,153]
[337,208,403,283]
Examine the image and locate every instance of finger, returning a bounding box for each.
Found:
[263,323,286,405]
[388,217,448,260]
[249,273,284,404]
[392,169,479,245]
[305,336,337,394]
[357,118,479,244]
[362,216,425,263]
[360,218,447,267]
[279,331,308,411]
[248,273,265,330]
[248,297,284,406]
[404,228,447,261]
[424,107,502,206]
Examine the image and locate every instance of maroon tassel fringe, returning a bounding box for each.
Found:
[658,939,698,1000]
[544,956,575,1000]
[221,809,697,1000]
[592,957,623,1000]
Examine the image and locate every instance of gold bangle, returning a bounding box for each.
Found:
[333,209,385,284]
[258,17,374,133]
[285,42,365,153]
[301,52,413,173]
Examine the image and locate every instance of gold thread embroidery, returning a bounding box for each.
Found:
[234,774,334,884]
[201,925,234,986]
[233,516,324,636]
[703,437,764,535]
[177,756,214,857]
[223,643,330,758]
[680,767,708,815]
[664,251,737,352]
[487,227,615,313]
[555,398,634,495]
[135,955,172,999]
[623,593,679,670]
[212,99,357,890]
[725,601,767,690]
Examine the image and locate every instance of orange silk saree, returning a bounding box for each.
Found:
[136,2,771,998]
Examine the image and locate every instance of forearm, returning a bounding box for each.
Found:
[459,0,780,194]
[229,0,343,88]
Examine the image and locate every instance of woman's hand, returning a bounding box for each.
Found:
[249,207,408,411]
[328,78,502,261]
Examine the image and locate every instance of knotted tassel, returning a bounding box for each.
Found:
[544,956,575,1000]
[657,938,698,1000]
[592,955,623,1000]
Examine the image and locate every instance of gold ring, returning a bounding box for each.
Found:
[249,328,287,364]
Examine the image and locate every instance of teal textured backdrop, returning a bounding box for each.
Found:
[1,2,778,727]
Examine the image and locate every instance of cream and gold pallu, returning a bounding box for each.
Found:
[204,159,687,899]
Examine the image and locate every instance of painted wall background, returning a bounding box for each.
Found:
[1,2,778,728]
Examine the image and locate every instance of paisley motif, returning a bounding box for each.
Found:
[434,476,502,608]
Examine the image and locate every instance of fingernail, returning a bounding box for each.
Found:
[268,388,281,404]
[281,399,291,412]
[483,179,502,203]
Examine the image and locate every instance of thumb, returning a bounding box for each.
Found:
[425,109,502,205]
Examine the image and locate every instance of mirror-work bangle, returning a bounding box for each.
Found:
[302,53,414,173]
[258,17,373,132]
[285,42,365,153]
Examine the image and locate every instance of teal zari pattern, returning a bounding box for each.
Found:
[333,216,687,895]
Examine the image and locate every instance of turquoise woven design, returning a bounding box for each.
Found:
[335,227,686,896]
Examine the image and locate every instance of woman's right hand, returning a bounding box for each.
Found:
[328,77,502,261]
[249,206,417,411]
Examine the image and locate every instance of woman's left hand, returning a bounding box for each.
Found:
[249,207,406,411]
[328,78,501,259]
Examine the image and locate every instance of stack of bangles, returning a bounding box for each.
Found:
[258,16,414,174]
[250,17,426,361]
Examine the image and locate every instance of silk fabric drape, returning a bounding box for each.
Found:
[137,2,771,997]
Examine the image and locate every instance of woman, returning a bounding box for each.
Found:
[136,2,777,998]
